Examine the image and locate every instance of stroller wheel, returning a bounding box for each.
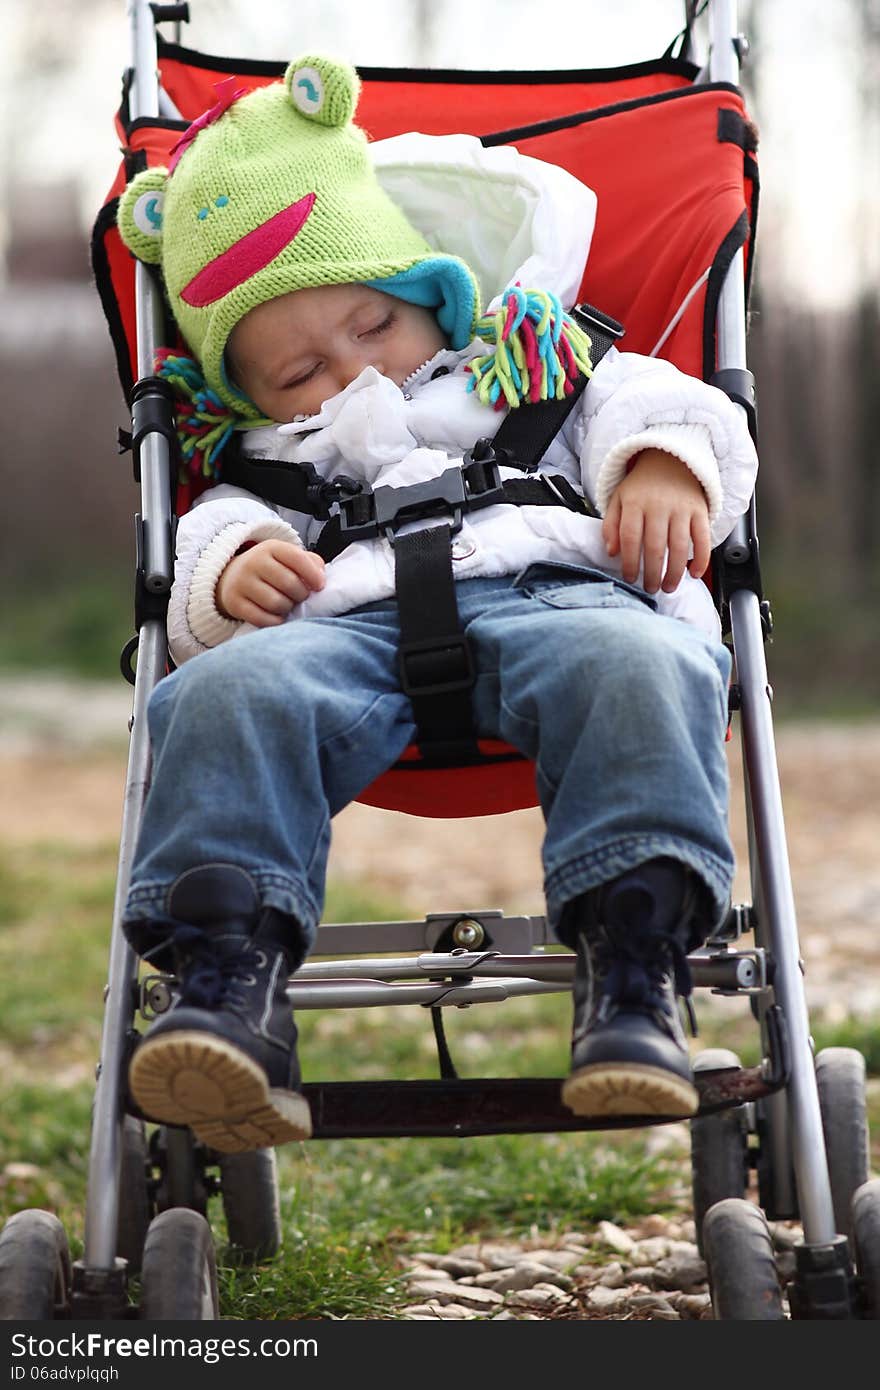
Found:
[852,1179,880,1318]
[703,1198,785,1320]
[815,1048,869,1246]
[218,1149,282,1263]
[689,1049,750,1256]
[117,1116,154,1276]
[139,1209,218,1320]
[0,1209,72,1320]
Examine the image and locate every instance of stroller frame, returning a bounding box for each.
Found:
[4,0,873,1322]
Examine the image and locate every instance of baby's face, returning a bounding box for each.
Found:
[227,283,449,420]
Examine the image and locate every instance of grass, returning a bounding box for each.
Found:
[1,836,878,1319]
[0,574,132,681]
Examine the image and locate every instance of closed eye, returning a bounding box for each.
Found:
[284,362,322,389]
[359,312,395,339]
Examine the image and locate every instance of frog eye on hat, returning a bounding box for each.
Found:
[284,54,359,128]
[117,167,169,265]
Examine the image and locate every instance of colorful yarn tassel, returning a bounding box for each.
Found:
[466,286,594,411]
[154,348,266,479]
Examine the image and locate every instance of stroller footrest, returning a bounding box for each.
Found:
[300,1067,783,1139]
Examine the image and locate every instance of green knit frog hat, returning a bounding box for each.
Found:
[117,55,481,419]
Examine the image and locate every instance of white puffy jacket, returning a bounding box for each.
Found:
[168,134,758,666]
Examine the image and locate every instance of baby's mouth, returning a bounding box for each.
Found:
[181,193,316,308]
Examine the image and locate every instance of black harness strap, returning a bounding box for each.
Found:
[394,524,480,761]
[389,303,624,762]
[490,302,625,463]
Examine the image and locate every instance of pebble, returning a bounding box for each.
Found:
[651,1253,708,1292]
[433,1255,486,1278]
[587,1286,631,1313]
[404,1278,462,1302]
[439,1285,505,1311]
[527,1249,583,1271]
[448,1242,525,1267]
[639,1213,678,1237]
[669,1292,713,1318]
[597,1262,628,1288]
[2,1163,43,1181]
[479,1264,558,1294]
[507,1286,576,1310]
[629,1293,679,1317]
[630,1237,671,1263]
[596,1220,637,1254]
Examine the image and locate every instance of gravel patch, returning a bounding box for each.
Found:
[395,1213,801,1320]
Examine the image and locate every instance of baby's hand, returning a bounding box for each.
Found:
[216,539,326,626]
[602,449,711,594]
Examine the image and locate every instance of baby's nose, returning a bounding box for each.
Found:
[338,347,383,390]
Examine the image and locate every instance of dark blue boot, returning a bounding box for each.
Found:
[560,860,706,1119]
[129,865,312,1152]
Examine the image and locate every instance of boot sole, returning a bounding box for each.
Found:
[561,1062,698,1118]
[129,1031,312,1152]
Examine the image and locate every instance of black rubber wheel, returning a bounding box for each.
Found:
[0,1210,71,1320]
[703,1198,785,1320]
[815,1047,869,1245]
[690,1049,750,1256]
[219,1149,282,1262]
[852,1179,880,1319]
[117,1116,153,1275]
[139,1208,218,1320]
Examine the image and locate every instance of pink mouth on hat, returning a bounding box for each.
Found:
[180,193,316,308]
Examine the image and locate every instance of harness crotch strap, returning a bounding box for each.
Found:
[219,304,624,764]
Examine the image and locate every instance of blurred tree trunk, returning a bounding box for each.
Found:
[852,0,880,589]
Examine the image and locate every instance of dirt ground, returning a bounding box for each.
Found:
[2,677,879,1018]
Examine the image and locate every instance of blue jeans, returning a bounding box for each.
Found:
[124,564,734,958]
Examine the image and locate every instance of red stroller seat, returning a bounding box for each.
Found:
[93,40,756,818]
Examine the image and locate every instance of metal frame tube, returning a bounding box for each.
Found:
[731,590,835,1242]
[83,0,174,1271]
[83,623,165,1268]
[127,0,160,123]
[705,0,836,1245]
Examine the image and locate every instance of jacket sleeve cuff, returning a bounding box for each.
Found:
[185,517,303,651]
[593,422,722,525]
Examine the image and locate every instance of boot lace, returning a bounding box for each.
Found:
[168,925,267,1011]
[596,928,697,1034]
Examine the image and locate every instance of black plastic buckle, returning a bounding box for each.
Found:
[306,473,363,521]
[336,487,379,541]
[570,303,626,342]
[399,634,476,699]
[337,459,508,545]
[461,442,508,505]
[375,466,469,541]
